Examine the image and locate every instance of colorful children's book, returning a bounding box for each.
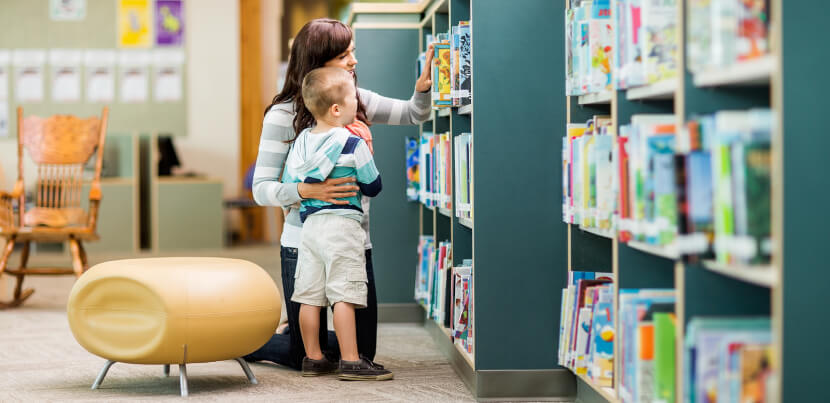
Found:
[653,312,676,403]
[589,0,613,93]
[642,0,678,83]
[457,21,472,105]
[406,137,420,201]
[590,286,615,386]
[432,39,452,107]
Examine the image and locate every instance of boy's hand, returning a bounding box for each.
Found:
[297,177,359,205]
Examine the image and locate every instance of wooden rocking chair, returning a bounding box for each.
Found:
[0,107,108,308]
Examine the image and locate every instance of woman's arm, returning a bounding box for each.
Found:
[359,87,432,126]
[252,106,358,206]
[358,44,435,126]
[251,108,302,207]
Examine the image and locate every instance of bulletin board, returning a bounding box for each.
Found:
[0,0,187,138]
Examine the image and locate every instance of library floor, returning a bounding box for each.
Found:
[0,246,474,402]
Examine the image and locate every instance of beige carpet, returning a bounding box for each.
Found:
[0,246,474,402]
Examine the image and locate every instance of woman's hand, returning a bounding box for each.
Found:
[297,177,359,205]
[415,43,434,93]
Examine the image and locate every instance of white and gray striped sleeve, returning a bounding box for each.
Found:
[251,106,302,207]
[359,88,432,125]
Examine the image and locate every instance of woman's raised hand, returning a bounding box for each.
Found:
[415,43,434,93]
[297,176,360,205]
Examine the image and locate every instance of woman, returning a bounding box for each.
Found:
[245,18,433,371]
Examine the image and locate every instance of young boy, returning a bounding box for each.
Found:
[283,67,392,381]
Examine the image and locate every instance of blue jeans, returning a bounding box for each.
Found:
[245,246,378,370]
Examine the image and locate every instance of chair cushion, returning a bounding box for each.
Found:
[67,257,281,364]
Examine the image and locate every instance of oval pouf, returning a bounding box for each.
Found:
[67,257,280,365]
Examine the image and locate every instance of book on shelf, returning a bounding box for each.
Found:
[451,262,473,354]
[684,317,773,403]
[415,235,434,303]
[687,0,770,74]
[419,132,434,206]
[415,235,454,324]
[432,36,452,108]
[618,288,675,403]
[406,137,420,202]
[563,116,614,231]
[558,271,615,379]
[451,21,472,107]
[589,0,614,93]
[454,132,472,220]
[642,0,678,83]
[687,109,773,265]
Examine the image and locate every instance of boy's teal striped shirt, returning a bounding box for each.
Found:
[283,127,382,222]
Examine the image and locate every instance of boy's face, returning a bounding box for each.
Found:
[336,80,358,126]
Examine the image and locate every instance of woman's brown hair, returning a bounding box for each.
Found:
[265,18,369,138]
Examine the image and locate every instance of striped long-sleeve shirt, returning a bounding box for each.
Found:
[252,88,431,249]
[283,127,382,223]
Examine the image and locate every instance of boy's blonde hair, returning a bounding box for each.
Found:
[301,67,354,119]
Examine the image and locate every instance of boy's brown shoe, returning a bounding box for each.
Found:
[301,356,338,376]
[338,357,394,381]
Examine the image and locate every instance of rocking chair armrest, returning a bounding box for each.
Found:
[89,181,102,201]
[10,180,24,199]
[0,192,17,229]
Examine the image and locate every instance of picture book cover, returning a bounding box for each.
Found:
[653,312,676,403]
[736,0,769,61]
[612,0,628,89]
[432,40,452,107]
[451,25,460,107]
[566,8,576,94]
[591,286,615,387]
[626,0,646,87]
[458,21,471,105]
[589,0,613,93]
[686,0,712,73]
[643,0,678,83]
[406,137,420,202]
[687,151,714,235]
[595,134,615,229]
[740,344,772,403]
[647,130,676,245]
[743,141,771,264]
[578,5,591,94]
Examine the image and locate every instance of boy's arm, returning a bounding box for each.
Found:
[353,139,382,197]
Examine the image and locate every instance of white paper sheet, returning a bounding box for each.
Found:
[50,0,86,21]
[12,50,46,103]
[152,49,184,102]
[84,50,116,102]
[0,101,8,137]
[119,50,150,103]
[49,49,82,102]
[0,50,9,101]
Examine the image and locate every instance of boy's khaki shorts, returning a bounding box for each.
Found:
[291,214,368,308]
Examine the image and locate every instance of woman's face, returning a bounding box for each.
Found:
[324,41,358,76]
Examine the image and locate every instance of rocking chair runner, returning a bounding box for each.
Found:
[0,107,109,308]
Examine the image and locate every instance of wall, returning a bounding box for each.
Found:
[0,0,241,198]
[178,0,240,197]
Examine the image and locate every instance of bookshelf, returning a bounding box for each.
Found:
[352,0,828,401]
[353,0,569,399]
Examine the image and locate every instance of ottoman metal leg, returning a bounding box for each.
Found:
[179,364,188,397]
[91,360,116,390]
[235,357,258,384]
[163,364,170,377]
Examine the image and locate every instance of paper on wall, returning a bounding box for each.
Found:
[49,49,82,102]
[50,0,86,21]
[0,100,8,137]
[118,50,150,103]
[12,50,46,103]
[152,49,184,102]
[84,50,116,102]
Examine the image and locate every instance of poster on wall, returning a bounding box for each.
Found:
[50,0,86,21]
[84,50,116,102]
[152,49,184,102]
[118,0,152,48]
[0,50,7,137]
[49,49,82,102]
[119,50,150,103]
[155,0,184,47]
[12,50,46,103]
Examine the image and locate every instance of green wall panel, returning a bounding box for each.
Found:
[156,181,223,251]
[353,27,421,304]
[471,0,564,370]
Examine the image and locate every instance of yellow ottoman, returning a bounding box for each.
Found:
[67,257,281,396]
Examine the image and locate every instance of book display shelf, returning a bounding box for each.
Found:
[350,0,827,401]
[562,0,828,402]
